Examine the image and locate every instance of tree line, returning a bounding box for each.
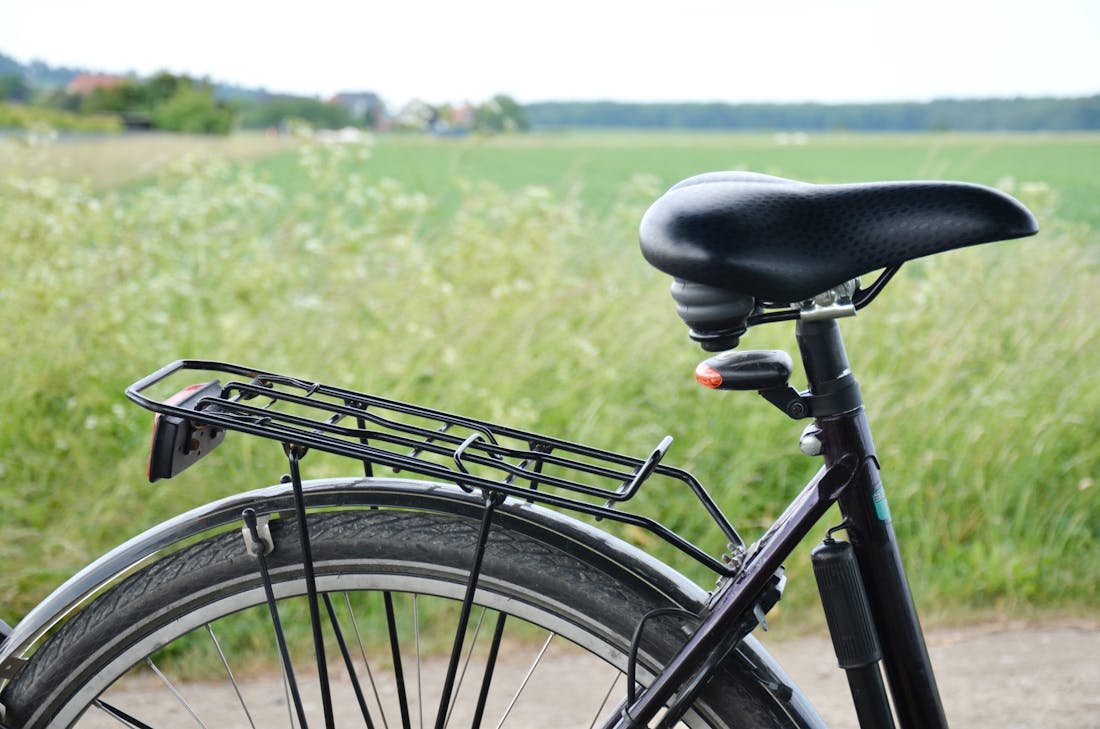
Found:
[1,70,237,134]
[524,97,1100,131]
[1,68,529,136]
[3,51,1096,134]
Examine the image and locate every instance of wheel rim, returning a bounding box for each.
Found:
[42,569,712,729]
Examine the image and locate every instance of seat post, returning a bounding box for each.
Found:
[795,318,852,397]
[795,318,950,729]
[795,318,863,420]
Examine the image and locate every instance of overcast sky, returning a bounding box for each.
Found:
[1,0,1097,107]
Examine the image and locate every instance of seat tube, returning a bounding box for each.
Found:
[796,319,949,729]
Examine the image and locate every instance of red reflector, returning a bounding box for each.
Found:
[165,382,207,406]
[147,380,225,482]
[695,363,723,389]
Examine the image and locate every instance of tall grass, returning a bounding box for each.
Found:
[0,131,294,188]
[0,103,122,133]
[0,137,1096,631]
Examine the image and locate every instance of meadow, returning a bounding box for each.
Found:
[258,131,1100,229]
[1,130,1097,636]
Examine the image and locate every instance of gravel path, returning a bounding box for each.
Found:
[766,620,1099,728]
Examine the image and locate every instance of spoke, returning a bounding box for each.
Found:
[414,594,424,729]
[286,451,336,729]
[146,657,209,729]
[206,624,258,729]
[323,593,377,728]
[434,493,500,729]
[493,633,554,729]
[588,673,625,729]
[93,699,156,729]
[281,667,298,729]
[384,591,413,729]
[444,607,488,728]
[469,612,508,729]
[346,592,391,729]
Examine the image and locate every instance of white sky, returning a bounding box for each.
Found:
[1,0,1098,108]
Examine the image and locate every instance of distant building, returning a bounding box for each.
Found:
[394,99,435,131]
[67,73,127,96]
[329,91,387,128]
[391,100,477,135]
[445,104,476,129]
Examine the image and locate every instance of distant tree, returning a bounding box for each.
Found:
[523,97,1100,131]
[151,85,234,134]
[0,53,21,77]
[475,94,529,133]
[0,74,30,102]
[25,60,84,88]
[39,87,83,112]
[72,73,234,133]
[143,72,187,107]
[235,96,355,130]
[81,80,144,114]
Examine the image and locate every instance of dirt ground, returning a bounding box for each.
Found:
[78,621,1098,728]
[766,620,1099,728]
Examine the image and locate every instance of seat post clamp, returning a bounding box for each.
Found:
[799,279,859,322]
[759,373,863,420]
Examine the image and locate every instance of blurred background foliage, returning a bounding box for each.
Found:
[0,130,1096,632]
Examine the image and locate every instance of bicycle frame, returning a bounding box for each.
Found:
[608,317,948,729]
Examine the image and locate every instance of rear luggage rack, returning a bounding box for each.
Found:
[127,360,743,574]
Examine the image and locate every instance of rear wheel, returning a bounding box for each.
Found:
[3,503,801,728]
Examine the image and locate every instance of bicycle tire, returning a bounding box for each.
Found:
[2,492,808,728]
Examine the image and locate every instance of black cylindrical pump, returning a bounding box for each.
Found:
[812,537,896,728]
[812,538,882,668]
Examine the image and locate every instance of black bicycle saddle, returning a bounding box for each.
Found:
[639,171,1038,303]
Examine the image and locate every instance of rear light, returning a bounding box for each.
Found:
[147,380,225,482]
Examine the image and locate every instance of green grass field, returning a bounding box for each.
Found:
[255,131,1100,230]
[1,131,1097,637]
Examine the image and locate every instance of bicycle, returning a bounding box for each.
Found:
[0,170,1037,728]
